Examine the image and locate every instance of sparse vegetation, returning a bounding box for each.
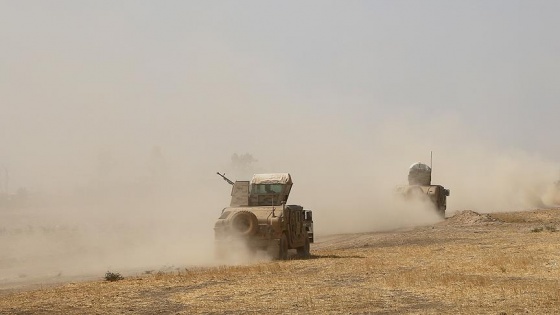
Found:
[104,271,124,282]
[531,225,558,233]
[1,209,560,314]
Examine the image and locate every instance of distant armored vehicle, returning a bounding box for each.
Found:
[395,162,450,218]
[214,172,313,260]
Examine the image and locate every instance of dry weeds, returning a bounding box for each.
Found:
[1,209,560,314]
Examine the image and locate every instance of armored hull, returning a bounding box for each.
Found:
[215,173,313,260]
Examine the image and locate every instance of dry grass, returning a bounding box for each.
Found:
[1,209,560,314]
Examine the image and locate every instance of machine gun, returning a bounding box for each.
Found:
[216,172,234,185]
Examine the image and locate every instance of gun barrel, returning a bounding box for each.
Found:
[216,172,234,185]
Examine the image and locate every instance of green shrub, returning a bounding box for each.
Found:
[105,271,124,282]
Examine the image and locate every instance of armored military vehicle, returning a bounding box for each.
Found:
[214,172,313,260]
[395,162,450,218]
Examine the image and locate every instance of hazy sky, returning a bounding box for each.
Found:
[1,0,559,191]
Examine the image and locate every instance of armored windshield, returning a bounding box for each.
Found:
[253,184,285,194]
[249,173,293,206]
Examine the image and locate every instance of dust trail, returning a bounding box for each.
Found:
[255,116,559,235]
[2,113,558,286]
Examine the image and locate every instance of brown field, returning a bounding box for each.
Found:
[1,209,560,314]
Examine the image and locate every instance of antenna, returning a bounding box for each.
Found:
[430,151,433,171]
[430,151,433,183]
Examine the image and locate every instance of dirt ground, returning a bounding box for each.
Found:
[1,208,560,314]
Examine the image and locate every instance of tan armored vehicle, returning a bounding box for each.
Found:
[395,162,450,218]
[214,172,313,260]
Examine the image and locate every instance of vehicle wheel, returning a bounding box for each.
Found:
[278,234,288,260]
[438,207,446,219]
[229,211,259,237]
[297,233,310,258]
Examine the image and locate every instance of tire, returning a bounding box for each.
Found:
[229,211,259,237]
[278,233,288,260]
[437,206,446,219]
[297,233,310,258]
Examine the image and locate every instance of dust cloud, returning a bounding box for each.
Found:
[2,111,559,286]
[285,116,560,235]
